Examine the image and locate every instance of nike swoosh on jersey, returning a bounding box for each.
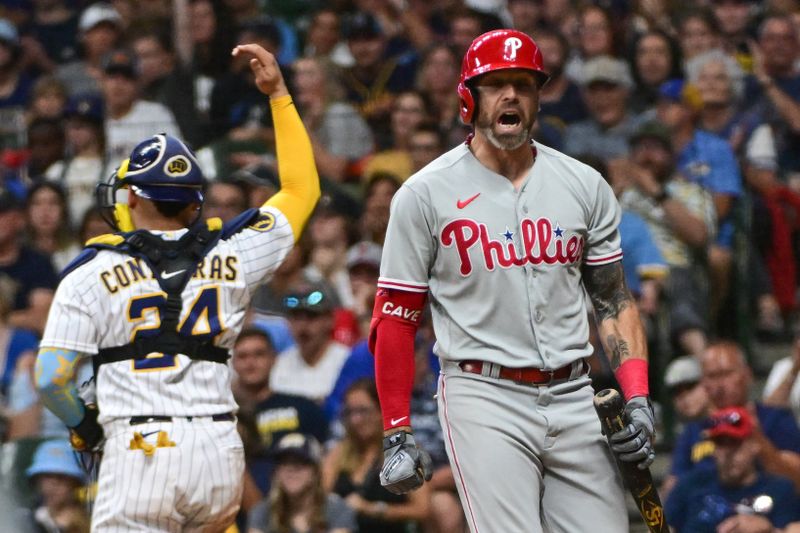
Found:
[161,269,186,279]
[457,193,481,209]
[390,416,408,426]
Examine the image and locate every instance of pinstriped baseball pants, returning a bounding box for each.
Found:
[92,417,244,532]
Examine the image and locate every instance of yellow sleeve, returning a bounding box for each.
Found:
[264,95,321,241]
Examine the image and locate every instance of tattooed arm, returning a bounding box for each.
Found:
[583,261,648,372]
[584,260,656,468]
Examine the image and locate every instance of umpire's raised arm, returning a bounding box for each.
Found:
[232,44,320,242]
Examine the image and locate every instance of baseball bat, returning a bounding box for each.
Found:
[594,388,667,533]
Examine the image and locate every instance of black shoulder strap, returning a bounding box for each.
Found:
[94,224,229,367]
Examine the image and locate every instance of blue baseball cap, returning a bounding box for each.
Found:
[65,93,104,124]
[26,440,86,481]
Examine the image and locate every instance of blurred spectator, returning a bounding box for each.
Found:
[233,327,329,443]
[56,2,124,96]
[656,78,745,328]
[537,28,588,131]
[0,274,38,440]
[747,15,800,183]
[24,182,79,272]
[304,210,357,310]
[77,206,111,243]
[0,187,57,335]
[628,0,673,36]
[508,0,543,36]
[688,50,754,156]
[269,281,350,404]
[132,30,208,149]
[26,75,66,122]
[23,440,90,533]
[247,432,356,533]
[665,406,800,533]
[586,153,667,315]
[45,93,109,225]
[345,241,381,339]
[408,124,445,175]
[204,179,248,223]
[628,30,682,114]
[206,20,280,171]
[447,8,490,57]
[187,0,235,80]
[564,5,622,83]
[619,121,715,357]
[303,8,353,68]
[22,117,65,182]
[564,55,644,160]
[711,0,756,68]
[362,91,427,182]
[322,379,430,533]
[223,0,298,65]
[292,56,373,183]
[229,163,280,208]
[0,18,32,111]
[249,240,309,350]
[232,327,329,495]
[415,43,463,146]
[101,48,181,162]
[664,355,710,424]
[341,11,417,148]
[22,0,78,67]
[677,8,723,63]
[668,342,800,491]
[359,172,400,245]
[762,335,800,424]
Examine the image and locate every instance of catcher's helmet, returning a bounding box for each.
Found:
[457,29,549,124]
[97,133,205,231]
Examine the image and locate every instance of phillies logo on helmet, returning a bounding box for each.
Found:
[164,155,191,177]
[441,217,584,275]
[503,37,523,61]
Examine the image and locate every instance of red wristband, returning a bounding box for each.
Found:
[614,359,649,401]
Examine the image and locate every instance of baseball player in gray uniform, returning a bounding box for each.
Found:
[370,30,656,533]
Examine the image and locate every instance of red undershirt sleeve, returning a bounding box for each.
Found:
[369,288,427,431]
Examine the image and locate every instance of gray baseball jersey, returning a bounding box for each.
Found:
[378,142,622,369]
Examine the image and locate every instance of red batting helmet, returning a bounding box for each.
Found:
[457,29,549,124]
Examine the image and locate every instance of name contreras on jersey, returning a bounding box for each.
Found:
[441,216,584,275]
[100,255,239,294]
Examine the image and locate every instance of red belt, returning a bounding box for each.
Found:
[458,360,581,384]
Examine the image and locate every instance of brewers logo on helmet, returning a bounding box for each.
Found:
[97,133,205,231]
[457,29,550,124]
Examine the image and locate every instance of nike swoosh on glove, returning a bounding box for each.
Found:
[609,396,655,470]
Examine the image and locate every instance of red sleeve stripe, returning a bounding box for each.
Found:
[584,250,623,265]
[377,277,429,293]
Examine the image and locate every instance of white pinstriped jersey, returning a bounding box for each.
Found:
[40,206,294,424]
[378,142,622,369]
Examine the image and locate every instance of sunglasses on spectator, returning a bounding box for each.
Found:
[284,291,327,311]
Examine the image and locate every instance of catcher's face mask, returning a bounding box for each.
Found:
[96,158,135,232]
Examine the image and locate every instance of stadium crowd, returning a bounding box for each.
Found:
[1,0,800,531]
